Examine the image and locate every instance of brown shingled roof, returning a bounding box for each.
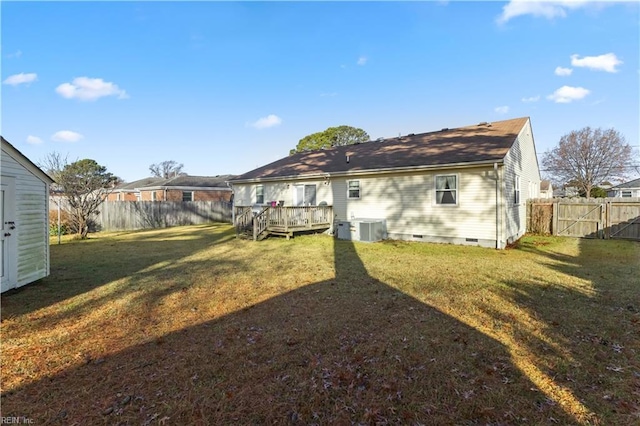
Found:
[231,117,529,182]
[116,175,236,191]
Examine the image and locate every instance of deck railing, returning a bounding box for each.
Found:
[234,205,333,239]
[234,206,252,234]
[253,207,269,240]
[267,206,333,231]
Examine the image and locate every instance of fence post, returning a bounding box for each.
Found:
[552,201,558,236]
[604,201,610,240]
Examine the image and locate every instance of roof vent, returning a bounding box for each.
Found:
[376,137,385,142]
[441,128,449,132]
[478,122,488,126]
[408,133,415,136]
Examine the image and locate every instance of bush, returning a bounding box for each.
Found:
[528,203,552,235]
[49,210,72,236]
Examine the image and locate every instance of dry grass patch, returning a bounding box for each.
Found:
[1,225,638,425]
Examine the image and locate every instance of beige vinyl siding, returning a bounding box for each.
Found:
[235,165,501,246]
[234,180,332,207]
[503,119,541,244]
[331,167,498,243]
[1,147,50,287]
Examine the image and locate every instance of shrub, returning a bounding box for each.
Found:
[49,210,72,236]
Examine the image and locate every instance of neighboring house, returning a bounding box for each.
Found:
[539,180,553,198]
[1,137,54,292]
[107,175,235,202]
[554,184,580,198]
[230,117,541,249]
[607,178,640,198]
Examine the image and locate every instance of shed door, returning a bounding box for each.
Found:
[1,177,17,292]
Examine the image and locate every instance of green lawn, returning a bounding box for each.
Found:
[1,224,638,425]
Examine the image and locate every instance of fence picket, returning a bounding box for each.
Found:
[90,201,232,231]
[527,198,640,241]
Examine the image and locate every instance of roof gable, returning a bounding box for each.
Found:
[1,137,55,184]
[232,117,529,182]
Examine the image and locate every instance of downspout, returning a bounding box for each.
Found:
[494,163,500,249]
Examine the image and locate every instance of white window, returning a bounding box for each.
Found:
[347,180,360,199]
[514,176,521,204]
[182,191,194,202]
[435,175,458,205]
[255,185,264,204]
[135,192,141,201]
[621,190,632,198]
[151,191,157,201]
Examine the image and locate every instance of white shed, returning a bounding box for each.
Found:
[1,137,54,292]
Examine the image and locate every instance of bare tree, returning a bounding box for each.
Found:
[38,151,70,189]
[149,161,185,178]
[542,127,634,199]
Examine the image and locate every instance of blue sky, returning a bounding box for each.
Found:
[2,1,639,182]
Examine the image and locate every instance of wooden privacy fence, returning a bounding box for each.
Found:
[527,198,640,240]
[95,201,232,231]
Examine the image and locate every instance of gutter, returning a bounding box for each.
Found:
[229,159,506,184]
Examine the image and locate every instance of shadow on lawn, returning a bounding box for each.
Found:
[1,234,577,425]
[0,223,237,319]
[484,237,640,423]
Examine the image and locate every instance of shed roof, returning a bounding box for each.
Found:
[1,136,55,184]
[231,117,529,182]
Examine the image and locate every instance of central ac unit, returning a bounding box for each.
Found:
[336,219,386,242]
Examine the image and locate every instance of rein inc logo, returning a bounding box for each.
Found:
[1,417,34,424]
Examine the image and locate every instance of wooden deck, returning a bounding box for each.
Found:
[235,205,333,240]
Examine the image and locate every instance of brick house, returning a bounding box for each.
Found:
[107,175,235,202]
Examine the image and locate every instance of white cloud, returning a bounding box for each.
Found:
[55,77,128,101]
[6,50,22,59]
[51,130,84,142]
[521,95,541,103]
[494,106,510,114]
[26,135,43,145]
[547,85,590,103]
[3,72,37,86]
[497,1,591,24]
[357,56,368,66]
[555,66,573,76]
[249,114,282,129]
[570,53,623,73]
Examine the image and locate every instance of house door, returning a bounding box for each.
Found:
[1,177,17,292]
[293,185,317,206]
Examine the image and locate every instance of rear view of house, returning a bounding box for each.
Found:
[1,137,54,292]
[230,117,541,248]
